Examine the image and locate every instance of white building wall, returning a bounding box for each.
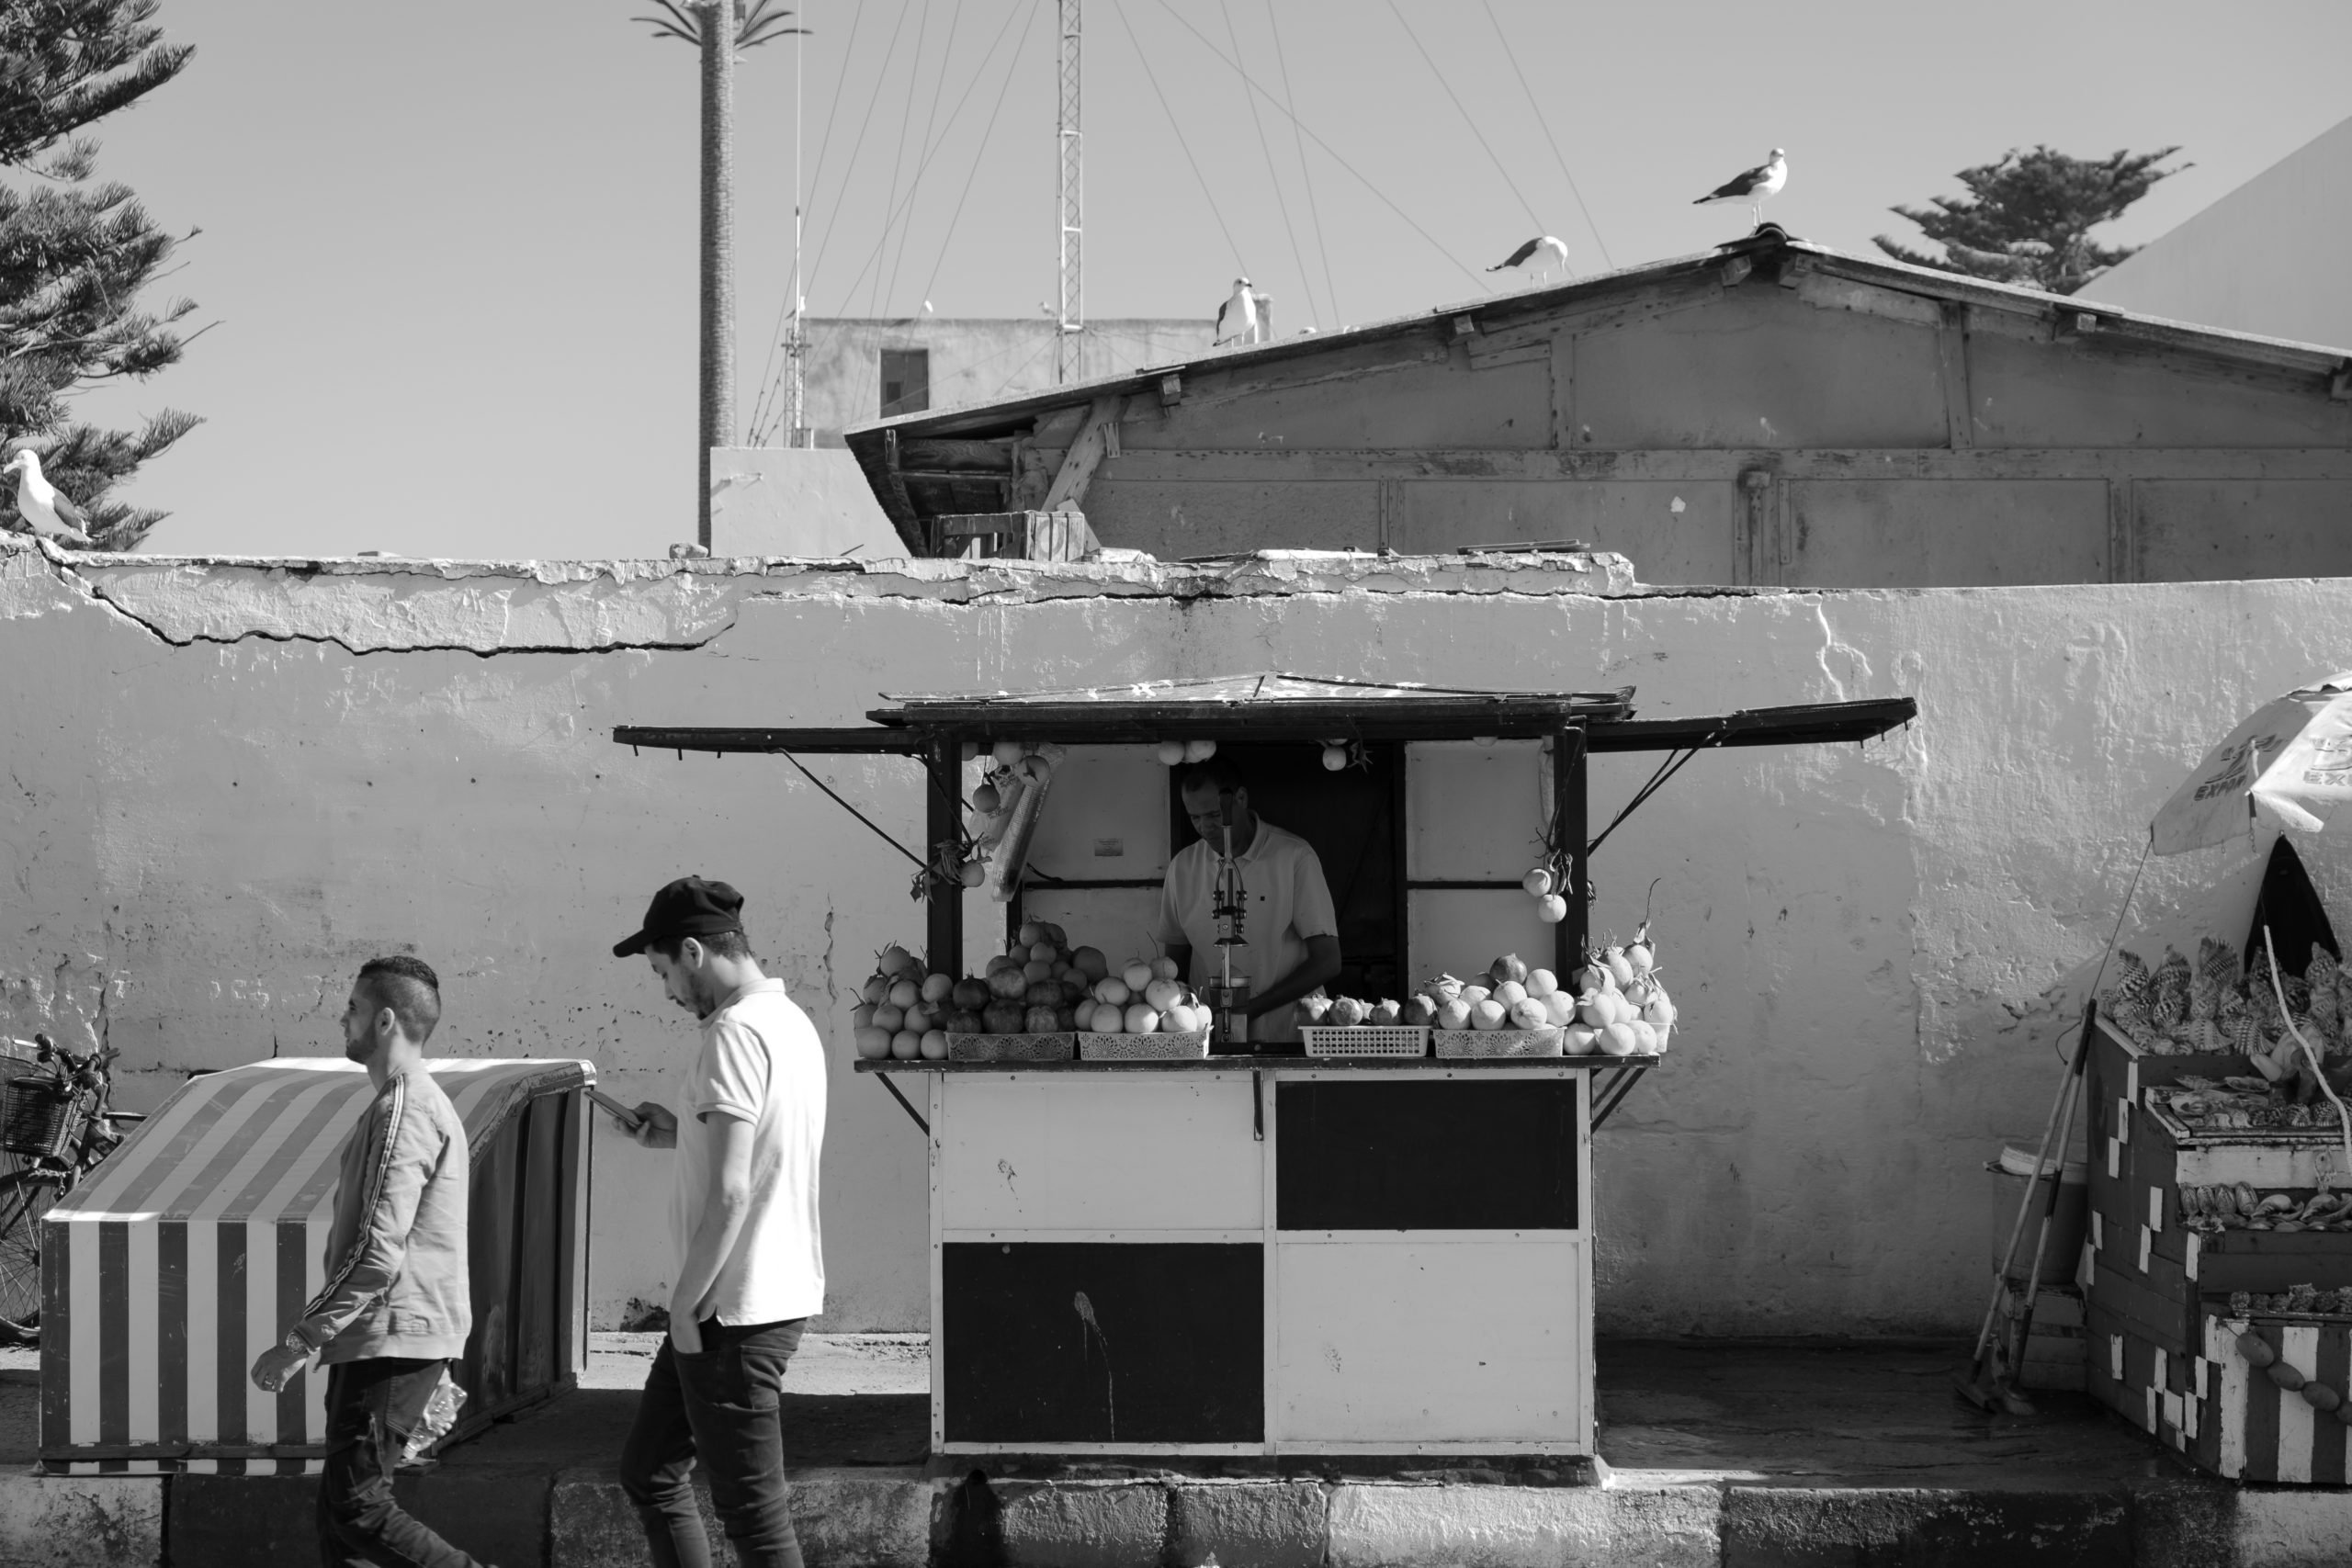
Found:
[0,538,2335,1337]
[2084,116,2352,352]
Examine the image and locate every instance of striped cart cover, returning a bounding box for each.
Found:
[40,1057,594,1474]
[2197,1312,2352,1483]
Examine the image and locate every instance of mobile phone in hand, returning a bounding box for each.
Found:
[585,1086,644,1133]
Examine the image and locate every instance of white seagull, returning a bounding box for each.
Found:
[1694,148,1788,229]
[1487,235,1571,287]
[1214,278,1259,346]
[2,449,94,547]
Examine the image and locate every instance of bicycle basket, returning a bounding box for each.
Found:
[0,1076,74,1159]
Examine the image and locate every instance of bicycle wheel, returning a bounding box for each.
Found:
[0,1169,63,1338]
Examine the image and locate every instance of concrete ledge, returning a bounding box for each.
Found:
[0,1471,163,1568]
[2229,1490,2352,1568]
[548,1466,933,1568]
[1167,1479,1329,1568]
[988,1477,1170,1567]
[9,1458,2352,1566]
[1722,1485,2134,1567]
[1328,1481,1721,1568]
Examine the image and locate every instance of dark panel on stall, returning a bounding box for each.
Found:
[1277,1080,1578,1231]
[462,1118,519,1410]
[942,1242,1262,1444]
[514,1093,562,1392]
[1169,741,1402,1002]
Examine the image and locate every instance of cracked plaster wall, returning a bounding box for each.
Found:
[2,536,2336,1336]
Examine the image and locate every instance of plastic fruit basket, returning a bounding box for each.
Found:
[945,1032,1076,1063]
[1077,1030,1211,1061]
[1433,1027,1565,1059]
[1300,1025,1430,1058]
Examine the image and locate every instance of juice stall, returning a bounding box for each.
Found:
[618,674,1912,1471]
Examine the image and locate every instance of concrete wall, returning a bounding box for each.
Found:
[4,535,2345,1337]
[803,318,1215,446]
[2084,116,2352,354]
[707,447,901,560]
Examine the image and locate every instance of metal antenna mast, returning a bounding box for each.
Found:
[783,4,808,446]
[1055,0,1082,384]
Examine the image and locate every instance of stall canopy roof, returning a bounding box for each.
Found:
[613,674,1914,754]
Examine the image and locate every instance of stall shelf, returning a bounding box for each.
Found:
[616,673,1913,1466]
[40,1057,593,1475]
[2084,1017,2352,1482]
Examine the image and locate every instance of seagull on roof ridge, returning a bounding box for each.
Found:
[1487,235,1571,287]
[2,449,94,547]
[1214,278,1259,347]
[1694,148,1788,229]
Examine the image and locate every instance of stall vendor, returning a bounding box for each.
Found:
[1157,757,1342,1048]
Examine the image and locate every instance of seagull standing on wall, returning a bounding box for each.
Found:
[1487,235,1571,287]
[1214,278,1258,346]
[1693,148,1787,229]
[2,450,94,547]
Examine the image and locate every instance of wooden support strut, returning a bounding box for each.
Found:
[1042,395,1125,513]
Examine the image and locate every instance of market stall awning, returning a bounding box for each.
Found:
[866,673,1634,743]
[612,678,1915,755]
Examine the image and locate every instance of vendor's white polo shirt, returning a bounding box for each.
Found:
[1154,818,1339,1043]
[673,977,827,1324]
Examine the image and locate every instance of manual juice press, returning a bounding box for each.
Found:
[1205,788,1253,1052]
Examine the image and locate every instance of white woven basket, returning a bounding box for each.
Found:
[1301,1025,1430,1058]
[1077,1030,1212,1061]
[1433,1026,1565,1059]
[945,1032,1076,1063]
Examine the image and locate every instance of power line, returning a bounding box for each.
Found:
[801,0,913,310]
[1147,0,1491,295]
[1385,0,1545,243]
[825,0,1038,322]
[885,0,964,318]
[868,0,933,318]
[1221,0,1313,328]
[1266,0,1340,327]
[1110,0,1248,276]
[751,0,868,442]
[1482,0,1611,270]
[764,0,1040,446]
[917,0,1046,317]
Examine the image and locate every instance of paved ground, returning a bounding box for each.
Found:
[2,1336,2344,1566]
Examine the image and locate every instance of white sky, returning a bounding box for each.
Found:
[59,0,2352,558]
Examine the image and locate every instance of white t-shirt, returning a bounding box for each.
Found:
[1153,818,1340,1043]
[672,977,827,1325]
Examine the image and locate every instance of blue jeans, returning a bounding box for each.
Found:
[316,1358,490,1568]
[620,1319,808,1568]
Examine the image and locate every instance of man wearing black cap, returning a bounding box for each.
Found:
[611,877,827,1568]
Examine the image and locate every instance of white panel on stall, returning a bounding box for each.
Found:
[1409,890,1557,984]
[939,1076,1263,1232]
[1406,742,1547,880]
[1023,746,1171,880]
[1273,1235,1585,1444]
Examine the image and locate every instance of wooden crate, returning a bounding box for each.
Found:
[2083,1018,2352,1481]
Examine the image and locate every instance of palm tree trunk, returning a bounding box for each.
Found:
[698,1,734,549]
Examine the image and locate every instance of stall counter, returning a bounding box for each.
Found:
[859,1054,1653,1462]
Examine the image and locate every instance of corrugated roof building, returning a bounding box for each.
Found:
[845,227,2352,586]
